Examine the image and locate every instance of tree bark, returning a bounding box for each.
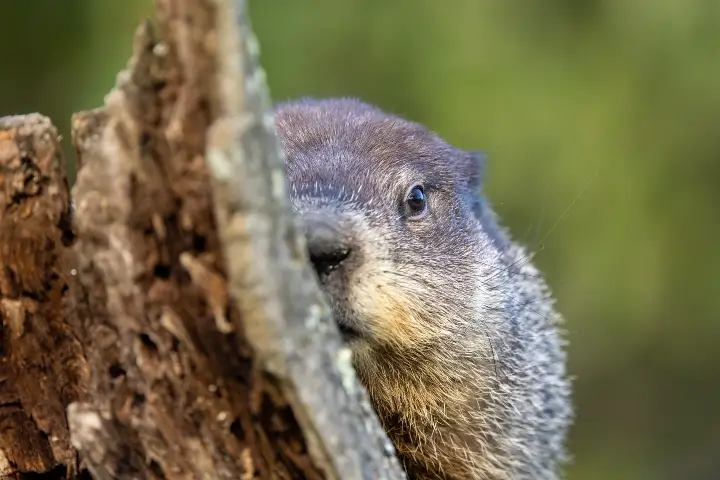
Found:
[60,0,406,479]
[0,114,88,478]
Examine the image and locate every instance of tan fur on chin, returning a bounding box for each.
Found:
[348,245,514,479]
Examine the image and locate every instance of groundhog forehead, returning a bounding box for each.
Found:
[273,98,466,199]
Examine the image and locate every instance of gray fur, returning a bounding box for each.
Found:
[274,98,572,480]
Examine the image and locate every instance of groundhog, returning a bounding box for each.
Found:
[274,98,572,480]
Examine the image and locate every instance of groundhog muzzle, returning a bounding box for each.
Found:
[274,98,572,480]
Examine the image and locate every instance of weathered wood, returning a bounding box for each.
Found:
[66,0,405,479]
[205,1,405,479]
[0,114,88,478]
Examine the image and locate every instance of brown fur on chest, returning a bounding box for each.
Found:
[357,358,512,480]
[378,410,512,480]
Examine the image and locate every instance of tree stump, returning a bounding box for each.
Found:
[0,114,88,478]
[0,0,406,479]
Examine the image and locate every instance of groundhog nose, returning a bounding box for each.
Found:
[301,214,351,281]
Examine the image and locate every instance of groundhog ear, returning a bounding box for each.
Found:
[462,150,486,191]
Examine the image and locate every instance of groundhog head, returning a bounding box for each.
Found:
[277,99,490,334]
[274,96,508,390]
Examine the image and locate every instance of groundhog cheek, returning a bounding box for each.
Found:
[350,277,434,347]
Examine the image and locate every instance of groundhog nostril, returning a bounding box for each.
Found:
[309,248,350,279]
[300,212,352,281]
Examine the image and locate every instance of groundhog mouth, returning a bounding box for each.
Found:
[337,321,360,342]
[298,209,365,343]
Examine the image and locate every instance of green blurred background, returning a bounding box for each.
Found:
[1,1,718,479]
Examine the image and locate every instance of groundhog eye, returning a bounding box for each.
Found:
[405,185,428,220]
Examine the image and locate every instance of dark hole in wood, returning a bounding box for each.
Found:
[153,263,172,278]
[108,363,126,379]
[230,418,245,442]
[138,333,158,353]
